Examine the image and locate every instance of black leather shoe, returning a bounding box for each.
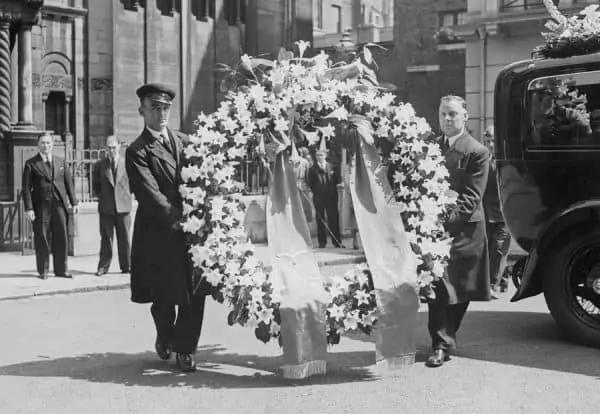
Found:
[121,269,130,274]
[38,273,49,280]
[176,353,197,372]
[55,273,73,279]
[155,339,172,360]
[425,349,450,368]
[96,269,108,276]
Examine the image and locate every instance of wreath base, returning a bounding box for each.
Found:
[280,359,327,380]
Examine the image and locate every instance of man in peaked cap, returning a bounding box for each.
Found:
[125,83,209,372]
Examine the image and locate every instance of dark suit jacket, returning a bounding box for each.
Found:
[483,155,504,223]
[307,162,339,202]
[438,131,491,302]
[125,127,195,305]
[442,131,490,228]
[22,154,78,220]
[92,156,132,215]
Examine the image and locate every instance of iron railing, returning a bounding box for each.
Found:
[65,148,109,203]
[0,192,34,254]
[65,148,270,203]
[235,155,270,195]
[501,0,559,11]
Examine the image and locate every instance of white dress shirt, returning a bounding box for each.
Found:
[446,127,465,148]
[146,127,168,144]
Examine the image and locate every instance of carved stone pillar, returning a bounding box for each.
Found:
[17,23,33,126]
[0,19,11,200]
[0,20,11,133]
[64,95,71,134]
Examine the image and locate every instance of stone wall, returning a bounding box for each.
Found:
[392,0,467,133]
[464,25,541,135]
[88,0,114,148]
[113,0,313,141]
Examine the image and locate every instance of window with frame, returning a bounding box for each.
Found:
[527,71,600,148]
[316,0,323,29]
[331,5,342,33]
[191,0,215,21]
[439,10,467,28]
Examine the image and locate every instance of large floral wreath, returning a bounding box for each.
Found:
[179,41,455,346]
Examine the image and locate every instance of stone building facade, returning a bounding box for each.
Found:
[454,0,590,136]
[312,0,467,135]
[0,0,313,201]
[393,0,468,134]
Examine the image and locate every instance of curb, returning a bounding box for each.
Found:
[0,283,132,302]
[0,255,367,302]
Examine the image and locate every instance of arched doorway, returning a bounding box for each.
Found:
[44,90,72,136]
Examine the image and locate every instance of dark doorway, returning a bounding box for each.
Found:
[45,91,68,136]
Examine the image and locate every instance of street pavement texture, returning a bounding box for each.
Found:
[0,274,599,414]
[0,239,366,301]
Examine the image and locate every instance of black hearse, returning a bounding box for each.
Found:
[495,50,600,348]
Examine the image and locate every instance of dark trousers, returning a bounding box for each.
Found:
[98,213,131,272]
[314,197,341,247]
[33,200,68,275]
[427,302,470,352]
[486,221,511,290]
[151,294,207,354]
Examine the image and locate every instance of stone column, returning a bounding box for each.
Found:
[17,23,33,126]
[0,20,11,133]
[0,20,11,200]
[64,96,71,134]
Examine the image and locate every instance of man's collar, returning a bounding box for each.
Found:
[40,153,52,162]
[446,127,466,146]
[146,126,167,140]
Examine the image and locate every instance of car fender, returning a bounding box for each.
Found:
[511,200,600,302]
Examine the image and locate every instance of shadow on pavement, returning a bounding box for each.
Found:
[0,344,377,389]
[346,310,600,378]
[455,310,600,378]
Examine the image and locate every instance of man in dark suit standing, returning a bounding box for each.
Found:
[482,126,511,298]
[426,96,490,367]
[307,147,343,248]
[125,83,207,372]
[22,133,79,279]
[92,136,132,276]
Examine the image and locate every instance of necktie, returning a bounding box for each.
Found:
[111,158,117,179]
[441,137,449,153]
[160,133,172,155]
[45,159,53,179]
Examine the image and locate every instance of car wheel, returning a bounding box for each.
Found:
[543,229,600,348]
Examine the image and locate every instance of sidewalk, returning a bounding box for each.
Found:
[0,237,366,302]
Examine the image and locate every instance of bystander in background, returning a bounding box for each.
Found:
[483,126,511,298]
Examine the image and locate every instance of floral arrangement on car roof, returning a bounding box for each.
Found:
[178,40,455,345]
[535,0,600,58]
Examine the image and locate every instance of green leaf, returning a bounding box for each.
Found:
[254,323,271,344]
[251,58,275,68]
[227,310,238,326]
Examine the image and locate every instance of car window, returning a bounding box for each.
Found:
[527,71,600,148]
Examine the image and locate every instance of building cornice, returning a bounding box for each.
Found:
[42,3,87,19]
[452,3,585,40]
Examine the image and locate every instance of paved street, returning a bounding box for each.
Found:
[0,278,599,414]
